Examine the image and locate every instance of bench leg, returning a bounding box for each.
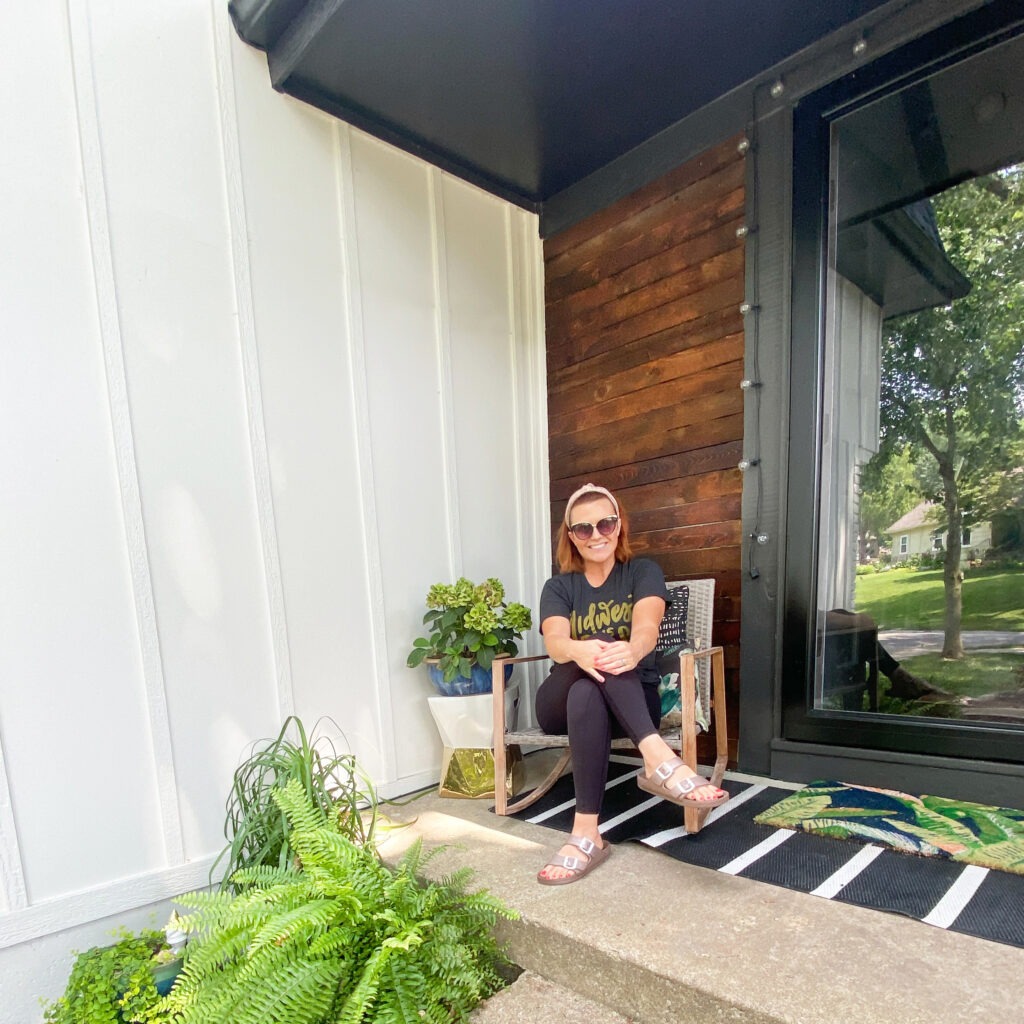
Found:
[499,749,572,816]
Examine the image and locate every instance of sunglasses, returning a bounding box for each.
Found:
[568,515,619,540]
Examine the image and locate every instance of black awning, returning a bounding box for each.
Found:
[228,0,891,211]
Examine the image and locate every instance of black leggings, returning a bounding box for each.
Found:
[535,661,661,815]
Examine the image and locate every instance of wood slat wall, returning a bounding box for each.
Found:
[544,136,746,757]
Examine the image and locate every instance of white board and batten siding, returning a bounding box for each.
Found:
[0,3,548,1019]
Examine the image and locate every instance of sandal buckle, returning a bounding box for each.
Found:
[562,856,581,870]
[654,762,675,781]
[575,836,596,856]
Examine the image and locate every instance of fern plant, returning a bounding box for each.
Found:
[164,779,517,1023]
[212,715,377,890]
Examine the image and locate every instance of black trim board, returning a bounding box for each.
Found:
[736,105,794,777]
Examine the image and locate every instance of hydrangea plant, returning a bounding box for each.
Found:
[407,577,532,684]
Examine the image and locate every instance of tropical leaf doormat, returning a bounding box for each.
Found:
[754,781,1024,876]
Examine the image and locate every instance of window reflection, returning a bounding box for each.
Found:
[817,35,1024,724]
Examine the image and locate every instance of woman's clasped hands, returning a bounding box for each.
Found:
[576,637,638,682]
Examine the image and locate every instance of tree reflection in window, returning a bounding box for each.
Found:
[819,36,1024,723]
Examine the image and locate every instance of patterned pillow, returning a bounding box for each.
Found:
[655,590,707,729]
[657,587,689,650]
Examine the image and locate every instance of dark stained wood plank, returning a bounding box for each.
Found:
[549,389,742,464]
[631,519,743,555]
[548,276,743,371]
[544,134,745,264]
[546,209,744,325]
[548,339,743,427]
[629,493,742,534]
[546,177,745,305]
[716,594,741,621]
[547,227,743,354]
[550,444,743,500]
[549,310,741,394]
[657,547,742,577]
[550,333,743,417]
[550,413,745,485]
[550,359,742,440]
[710,576,742,601]
[552,247,744,343]
[625,471,744,512]
[715,621,741,651]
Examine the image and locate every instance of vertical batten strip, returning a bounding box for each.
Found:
[211,0,294,721]
[523,208,552,590]
[506,208,550,727]
[503,207,528,612]
[428,170,463,578]
[334,123,396,779]
[523,211,551,583]
[66,0,184,862]
[0,732,27,912]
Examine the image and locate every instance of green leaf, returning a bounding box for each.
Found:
[441,608,463,630]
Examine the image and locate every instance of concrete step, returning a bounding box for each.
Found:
[471,971,632,1024]
[378,773,1024,1024]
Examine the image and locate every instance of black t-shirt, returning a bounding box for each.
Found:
[539,558,670,685]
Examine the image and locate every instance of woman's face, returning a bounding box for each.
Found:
[567,496,620,570]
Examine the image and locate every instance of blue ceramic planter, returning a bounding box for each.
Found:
[151,958,183,996]
[427,659,512,696]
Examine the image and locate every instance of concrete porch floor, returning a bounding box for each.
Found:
[377,751,1023,1024]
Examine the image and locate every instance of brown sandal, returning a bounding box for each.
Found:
[637,757,729,808]
[537,835,611,885]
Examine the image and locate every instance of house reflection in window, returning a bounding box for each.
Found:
[813,30,1024,720]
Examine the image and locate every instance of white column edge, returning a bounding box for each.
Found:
[67,0,184,864]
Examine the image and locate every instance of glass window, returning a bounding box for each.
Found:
[814,31,1024,729]
[819,32,1019,724]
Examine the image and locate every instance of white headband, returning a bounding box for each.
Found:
[564,483,620,526]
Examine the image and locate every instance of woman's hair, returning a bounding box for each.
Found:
[555,489,633,574]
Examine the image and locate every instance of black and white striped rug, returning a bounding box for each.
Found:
[511,755,1024,949]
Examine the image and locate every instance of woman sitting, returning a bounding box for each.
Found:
[535,483,728,885]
